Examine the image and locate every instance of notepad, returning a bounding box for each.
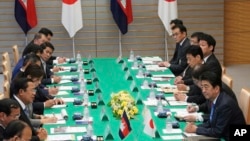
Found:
[59,80,72,84]
[161,135,184,140]
[46,134,75,141]
[61,98,75,102]
[58,86,74,91]
[50,126,86,134]
[56,91,69,96]
[162,128,182,134]
[168,101,188,106]
[152,74,175,78]
[51,104,67,108]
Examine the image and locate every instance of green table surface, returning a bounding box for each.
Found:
[43,58,192,141]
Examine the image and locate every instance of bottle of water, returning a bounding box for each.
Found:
[129,50,134,61]
[83,91,89,106]
[78,61,82,72]
[157,99,164,113]
[83,106,89,121]
[166,115,173,132]
[76,51,81,63]
[86,122,93,137]
[149,88,155,100]
[80,78,86,93]
[79,68,84,80]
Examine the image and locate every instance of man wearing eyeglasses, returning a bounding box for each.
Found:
[158,24,190,76]
[0,98,21,140]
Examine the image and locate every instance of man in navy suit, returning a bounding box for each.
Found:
[158,24,191,76]
[185,71,245,141]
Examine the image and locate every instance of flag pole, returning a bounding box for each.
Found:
[25,35,28,46]
[164,31,169,61]
[72,37,76,58]
[119,30,122,57]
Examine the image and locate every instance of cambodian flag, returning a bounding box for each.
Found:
[15,0,37,35]
[110,0,133,34]
[118,110,132,139]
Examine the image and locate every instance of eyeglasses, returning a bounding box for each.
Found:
[172,32,181,37]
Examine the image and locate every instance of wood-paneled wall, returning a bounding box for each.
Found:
[224,0,250,65]
[0,0,224,72]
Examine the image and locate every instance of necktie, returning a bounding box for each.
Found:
[210,103,215,122]
[24,107,30,117]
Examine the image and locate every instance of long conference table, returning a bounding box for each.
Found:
[43,57,220,141]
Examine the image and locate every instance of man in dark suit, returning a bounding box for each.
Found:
[185,71,245,141]
[39,42,61,85]
[38,27,66,66]
[12,78,48,141]
[158,24,191,76]
[22,33,47,57]
[199,33,222,77]
[0,99,20,140]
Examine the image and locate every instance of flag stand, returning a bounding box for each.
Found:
[72,37,76,58]
[119,30,122,57]
[164,31,169,61]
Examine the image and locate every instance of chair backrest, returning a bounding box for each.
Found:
[2,52,11,79]
[221,65,226,74]
[0,93,4,100]
[222,74,233,89]
[2,61,11,83]
[3,80,10,99]
[238,88,250,124]
[3,71,10,85]
[12,45,19,65]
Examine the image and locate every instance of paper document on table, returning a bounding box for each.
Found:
[50,126,86,134]
[61,98,75,102]
[143,98,167,106]
[157,84,177,88]
[162,128,182,134]
[51,104,67,108]
[142,56,162,61]
[183,132,219,140]
[59,86,74,90]
[165,96,176,101]
[175,111,203,120]
[59,80,71,84]
[56,91,69,96]
[152,74,175,78]
[168,101,188,106]
[46,134,75,141]
[44,113,66,124]
[145,65,167,71]
[170,108,187,113]
[61,75,78,80]
[161,135,184,140]
[151,77,170,81]
[61,66,71,70]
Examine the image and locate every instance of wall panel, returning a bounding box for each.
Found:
[0,0,224,72]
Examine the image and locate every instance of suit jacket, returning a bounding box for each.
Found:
[196,92,245,141]
[0,125,4,141]
[40,59,53,85]
[186,84,206,105]
[198,82,238,122]
[169,38,191,76]
[181,66,193,85]
[12,57,24,80]
[204,54,222,78]
[12,98,40,141]
[22,41,34,57]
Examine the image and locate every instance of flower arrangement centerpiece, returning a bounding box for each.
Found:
[108,90,139,119]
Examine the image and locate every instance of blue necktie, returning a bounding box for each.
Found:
[24,107,29,117]
[210,103,215,122]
